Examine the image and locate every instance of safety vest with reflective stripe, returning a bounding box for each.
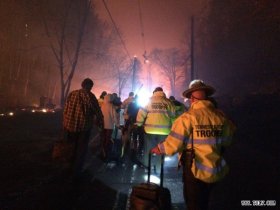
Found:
[136,91,176,135]
[158,100,235,183]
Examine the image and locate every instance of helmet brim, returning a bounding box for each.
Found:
[182,86,215,98]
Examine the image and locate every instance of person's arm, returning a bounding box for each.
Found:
[92,94,104,129]
[112,105,120,127]
[150,146,161,154]
[135,106,148,127]
[221,117,236,148]
[151,115,191,156]
[167,100,177,123]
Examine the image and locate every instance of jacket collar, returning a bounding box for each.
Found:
[152,91,166,97]
[190,100,214,109]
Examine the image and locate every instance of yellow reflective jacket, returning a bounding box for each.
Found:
[136,91,176,135]
[158,100,236,183]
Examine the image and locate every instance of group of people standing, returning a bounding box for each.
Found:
[97,91,122,161]
[97,90,140,161]
[62,77,235,210]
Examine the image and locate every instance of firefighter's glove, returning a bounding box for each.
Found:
[150,146,161,155]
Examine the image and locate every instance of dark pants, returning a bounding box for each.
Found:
[67,130,91,181]
[144,133,167,173]
[102,129,113,160]
[131,126,144,152]
[182,165,215,210]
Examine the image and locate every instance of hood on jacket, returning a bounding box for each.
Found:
[104,94,113,103]
[152,91,166,98]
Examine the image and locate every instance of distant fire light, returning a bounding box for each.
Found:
[137,88,151,107]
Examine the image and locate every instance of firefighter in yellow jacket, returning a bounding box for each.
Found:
[136,87,176,173]
[151,80,236,210]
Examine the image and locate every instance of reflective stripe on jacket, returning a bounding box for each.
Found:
[158,100,235,183]
[136,91,176,135]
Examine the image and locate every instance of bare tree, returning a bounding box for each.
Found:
[113,57,133,97]
[97,52,136,98]
[149,48,186,97]
[39,0,96,107]
[92,26,142,99]
[0,0,26,106]
[1,0,117,108]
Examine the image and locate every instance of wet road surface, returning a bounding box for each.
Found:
[86,137,186,210]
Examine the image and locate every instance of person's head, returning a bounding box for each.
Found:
[129,92,134,97]
[112,93,118,99]
[132,95,139,104]
[182,79,215,104]
[153,87,163,94]
[169,96,175,101]
[100,91,107,99]
[81,78,94,91]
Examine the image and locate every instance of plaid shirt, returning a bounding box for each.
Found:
[63,89,103,132]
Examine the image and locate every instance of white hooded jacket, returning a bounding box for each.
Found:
[101,94,119,129]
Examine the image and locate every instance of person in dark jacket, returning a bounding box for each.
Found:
[127,95,144,155]
[169,95,186,117]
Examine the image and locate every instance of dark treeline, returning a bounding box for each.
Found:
[196,0,280,99]
[0,0,130,108]
[193,0,280,156]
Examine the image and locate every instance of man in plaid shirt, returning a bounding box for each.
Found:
[63,78,103,182]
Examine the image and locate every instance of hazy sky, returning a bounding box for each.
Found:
[94,0,204,59]
[92,0,207,97]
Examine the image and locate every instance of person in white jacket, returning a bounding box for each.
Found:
[101,94,120,161]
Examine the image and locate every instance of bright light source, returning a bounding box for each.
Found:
[0,113,5,117]
[164,156,172,161]
[137,88,151,107]
[42,109,47,113]
[133,164,138,171]
[8,112,14,116]
[144,174,160,184]
[31,109,36,113]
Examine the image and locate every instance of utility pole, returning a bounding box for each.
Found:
[132,56,137,92]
